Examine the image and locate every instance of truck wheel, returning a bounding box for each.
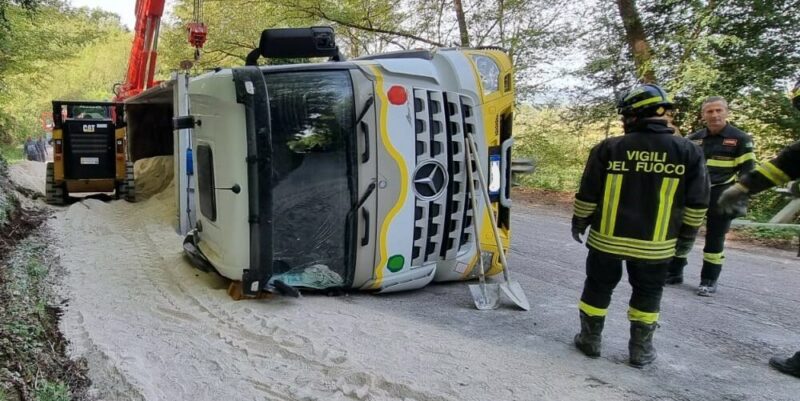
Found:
[45,162,65,205]
[124,161,136,202]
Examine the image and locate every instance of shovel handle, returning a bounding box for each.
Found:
[464,134,488,286]
[466,134,513,282]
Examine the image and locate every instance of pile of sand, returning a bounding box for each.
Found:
[134,156,174,201]
[8,160,46,195]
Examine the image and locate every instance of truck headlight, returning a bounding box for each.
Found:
[472,55,500,95]
[488,154,501,195]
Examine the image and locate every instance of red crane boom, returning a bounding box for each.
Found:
[114,0,207,102]
[116,0,166,101]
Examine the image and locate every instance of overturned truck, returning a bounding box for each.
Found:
[176,27,516,296]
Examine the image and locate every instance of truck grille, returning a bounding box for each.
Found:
[69,133,111,154]
[411,90,477,267]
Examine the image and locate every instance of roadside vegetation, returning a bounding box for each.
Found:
[0,155,88,401]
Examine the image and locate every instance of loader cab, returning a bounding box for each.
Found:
[46,101,134,205]
[66,104,112,119]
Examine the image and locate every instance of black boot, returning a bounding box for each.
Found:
[629,321,658,367]
[697,279,717,297]
[666,257,686,285]
[574,311,604,358]
[769,352,800,378]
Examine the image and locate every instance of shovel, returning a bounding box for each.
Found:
[465,133,531,311]
[464,139,501,310]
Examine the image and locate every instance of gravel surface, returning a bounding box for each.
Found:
[9,162,800,400]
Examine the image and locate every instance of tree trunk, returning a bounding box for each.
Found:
[453,0,470,46]
[498,0,505,48]
[616,0,656,83]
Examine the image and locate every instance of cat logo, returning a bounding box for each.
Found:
[82,124,95,133]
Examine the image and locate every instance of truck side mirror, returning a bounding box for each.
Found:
[245,26,344,66]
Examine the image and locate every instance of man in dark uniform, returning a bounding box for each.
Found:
[718,79,800,378]
[571,84,710,367]
[666,96,756,296]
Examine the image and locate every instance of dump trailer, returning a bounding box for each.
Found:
[46,101,134,205]
[181,27,515,295]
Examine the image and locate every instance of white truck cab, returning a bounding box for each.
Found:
[182,27,515,296]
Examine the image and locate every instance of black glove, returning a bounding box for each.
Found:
[571,216,590,244]
[718,183,749,217]
[674,236,696,258]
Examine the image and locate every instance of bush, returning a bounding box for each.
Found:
[513,106,616,192]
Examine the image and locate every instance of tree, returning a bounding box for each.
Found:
[158,0,586,100]
[615,0,654,83]
[0,1,129,145]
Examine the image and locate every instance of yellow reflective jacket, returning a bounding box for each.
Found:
[573,120,710,263]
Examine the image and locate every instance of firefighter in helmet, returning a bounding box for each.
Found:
[718,79,800,378]
[571,84,710,367]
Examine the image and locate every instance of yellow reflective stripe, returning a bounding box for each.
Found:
[587,237,676,260]
[600,174,623,235]
[628,307,659,324]
[587,231,676,260]
[575,199,597,209]
[589,230,677,250]
[579,301,608,317]
[756,161,790,186]
[683,207,707,218]
[735,152,756,165]
[630,96,662,110]
[703,251,724,265]
[653,178,679,241]
[682,207,707,227]
[707,158,736,168]
[574,199,597,218]
[709,176,736,187]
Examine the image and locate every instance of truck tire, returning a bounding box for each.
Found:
[45,162,65,205]
[124,161,136,202]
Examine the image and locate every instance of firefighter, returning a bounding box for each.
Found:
[718,79,800,378]
[571,84,710,367]
[666,96,756,296]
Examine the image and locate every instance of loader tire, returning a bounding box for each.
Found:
[115,180,127,200]
[124,161,136,202]
[45,162,65,205]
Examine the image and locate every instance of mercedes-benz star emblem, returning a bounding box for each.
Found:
[413,161,447,200]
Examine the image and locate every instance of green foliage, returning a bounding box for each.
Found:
[158,0,583,99]
[0,1,128,146]
[0,170,17,229]
[0,237,83,400]
[34,380,70,401]
[733,226,799,242]
[575,1,800,150]
[0,143,23,163]
[513,106,618,191]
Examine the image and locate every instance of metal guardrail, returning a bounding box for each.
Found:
[731,180,800,230]
[511,158,536,186]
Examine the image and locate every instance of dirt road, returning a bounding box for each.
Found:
[9,161,800,400]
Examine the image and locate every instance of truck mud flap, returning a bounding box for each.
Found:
[182,230,215,273]
[232,67,274,296]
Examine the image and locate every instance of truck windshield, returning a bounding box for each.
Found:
[265,70,355,288]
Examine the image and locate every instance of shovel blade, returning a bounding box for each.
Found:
[500,281,530,311]
[469,283,501,310]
